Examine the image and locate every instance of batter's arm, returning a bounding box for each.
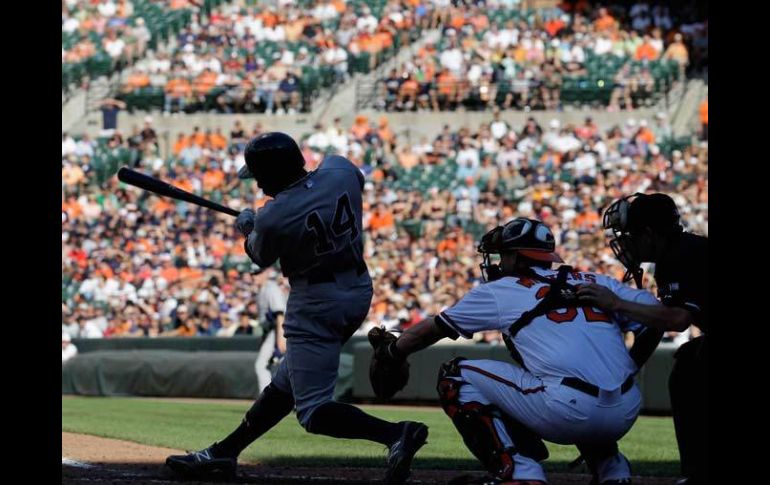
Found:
[245,224,280,268]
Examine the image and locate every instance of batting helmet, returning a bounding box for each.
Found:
[238,132,306,197]
[478,218,563,281]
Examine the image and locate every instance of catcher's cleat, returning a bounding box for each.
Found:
[383,421,429,485]
[586,453,632,485]
[165,443,237,480]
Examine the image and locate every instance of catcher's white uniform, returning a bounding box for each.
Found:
[436,267,659,482]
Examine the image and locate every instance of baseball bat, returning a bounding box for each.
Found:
[117,167,241,217]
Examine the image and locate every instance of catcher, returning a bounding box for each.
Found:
[369,218,661,485]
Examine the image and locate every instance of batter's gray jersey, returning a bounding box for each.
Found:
[246,155,365,279]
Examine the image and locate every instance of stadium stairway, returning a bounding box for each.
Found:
[669,77,707,138]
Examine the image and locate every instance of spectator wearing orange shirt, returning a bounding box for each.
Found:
[190,126,207,147]
[123,68,151,93]
[172,133,189,156]
[368,203,395,232]
[164,71,192,114]
[469,7,489,31]
[544,17,566,37]
[202,164,225,192]
[397,73,420,110]
[635,35,659,61]
[209,128,227,150]
[699,99,708,141]
[351,115,371,141]
[635,120,656,145]
[594,7,616,32]
[193,68,218,98]
[377,117,395,151]
[433,68,458,110]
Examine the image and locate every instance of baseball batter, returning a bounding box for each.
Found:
[166,132,428,484]
[371,218,660,485]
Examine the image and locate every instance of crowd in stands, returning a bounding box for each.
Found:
[62,108,707,346]
[118,0,423,114]
[62,0,203,91]
[377,1,706,112]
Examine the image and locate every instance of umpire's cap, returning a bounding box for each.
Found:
[238,132,306,197]
[627,193,682,234]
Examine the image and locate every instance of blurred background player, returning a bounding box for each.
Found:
[254,267,287,392]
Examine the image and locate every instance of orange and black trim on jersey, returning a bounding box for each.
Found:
[458,364,547,395]
[436,311,473,340]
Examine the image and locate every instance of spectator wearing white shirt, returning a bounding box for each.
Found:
[649,28,664,57]
[132,18,151,57]
[279,48,295,67]
[97,0,117,18]
[456,138,481,169]
[593,34,613,56]
[62,333,78,364]
[313,1,338,21]
[75,135,95,158]
[356,6,378,34]
[62,133,77,157]
[62,16,79,33]
[307,123,331,149]
[322,41,348,82]
[77,315,104,339]
[489,109,510,140]
[439,39,464,75]
[103,29,126,61]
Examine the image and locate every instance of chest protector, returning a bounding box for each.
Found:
[502,265,579,370]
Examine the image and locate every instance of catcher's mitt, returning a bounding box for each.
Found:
[368,327,410,400]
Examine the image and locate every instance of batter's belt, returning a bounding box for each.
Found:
[290,261,368,286]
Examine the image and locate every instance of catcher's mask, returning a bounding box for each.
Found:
[478,218,563,282]
[603,193,682,286]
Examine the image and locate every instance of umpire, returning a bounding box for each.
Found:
[576,193,708,485]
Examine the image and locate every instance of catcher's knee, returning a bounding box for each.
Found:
[437,358,548,480]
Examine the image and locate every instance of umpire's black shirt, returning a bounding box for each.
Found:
[653,232,709,333]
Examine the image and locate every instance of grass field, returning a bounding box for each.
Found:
[62,397,679,476]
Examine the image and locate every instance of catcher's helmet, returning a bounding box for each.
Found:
[478,218,563,281]
[603,192,682,285]
[238,132,306,197]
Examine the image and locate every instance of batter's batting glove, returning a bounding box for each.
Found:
[236,208,256,237]
[368,326,410,400]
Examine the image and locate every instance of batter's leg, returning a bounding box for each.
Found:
[211,357,295,458]
[165,362,294,478]
[284,336,401,444]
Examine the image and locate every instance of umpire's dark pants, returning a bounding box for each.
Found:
[669,335,707,483]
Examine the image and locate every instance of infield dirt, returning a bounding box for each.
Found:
[62,432,678,485]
